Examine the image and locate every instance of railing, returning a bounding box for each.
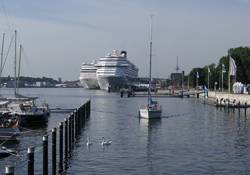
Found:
[4,100,91,175]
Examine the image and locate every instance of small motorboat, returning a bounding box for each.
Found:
[0,112,20,144]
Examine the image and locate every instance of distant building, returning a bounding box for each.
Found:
[58,77,62,83]
[171,71,184,88]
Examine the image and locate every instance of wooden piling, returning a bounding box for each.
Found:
[89,100,91,115]
[27,147,34,175]
[78,108,81,134]
[43,135,48,175]
[5,166,14,175]
[84,103,86,124]
[238,102,241,115]
[74,110,78,139]
[68,116,72,153]
[64,118,68,159]
[84,104,87,119]
[72,113,75,144]
[59,122,63,173]
[76,109,80,135]
[52,128,57,175]
[245,102,247,116]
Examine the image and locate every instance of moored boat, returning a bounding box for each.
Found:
[0,112,20,143]
[139,16,162,119]
[8,99,49,127]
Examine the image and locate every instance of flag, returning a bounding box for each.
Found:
[196,72,199,78]
[208,66,210,73]
[222,64,226,73]
[229,57,237,76]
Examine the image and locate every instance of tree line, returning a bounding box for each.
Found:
[188,46,250,89]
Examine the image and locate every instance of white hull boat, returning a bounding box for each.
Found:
[139,104,162,119]
[139,16,162,119]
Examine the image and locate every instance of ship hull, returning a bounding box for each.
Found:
[80,78,99,89]
[97,76,128,91]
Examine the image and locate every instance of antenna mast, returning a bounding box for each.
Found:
[14,30,17,96]
[176,56,180,73]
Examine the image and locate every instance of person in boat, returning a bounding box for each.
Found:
[0,113,18,128]
[31,104,38,113]
[19,103,25,111]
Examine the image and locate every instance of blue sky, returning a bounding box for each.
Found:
[0,0,250,80]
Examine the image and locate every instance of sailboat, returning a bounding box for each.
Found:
[139,16,162,119]
[6,30,50,127]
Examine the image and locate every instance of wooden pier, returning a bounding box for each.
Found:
[120,89,205,98]
[3,100,91,175]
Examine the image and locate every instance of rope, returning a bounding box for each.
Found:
[15,159,28,168]
[0,130,19,147]
[0,146,20,157]
[0,33,14,76]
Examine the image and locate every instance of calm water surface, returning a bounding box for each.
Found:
[0,88,250,175]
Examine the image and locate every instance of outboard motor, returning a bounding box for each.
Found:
[120,50,127,57]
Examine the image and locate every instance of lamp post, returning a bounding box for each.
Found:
[214,81,218,96]
[196,72,199,89]
[222,64,226,92]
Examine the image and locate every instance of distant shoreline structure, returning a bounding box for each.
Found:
[0,76,81,88]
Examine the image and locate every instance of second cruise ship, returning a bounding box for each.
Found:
[79,61,99,89]
[95,50,139,91]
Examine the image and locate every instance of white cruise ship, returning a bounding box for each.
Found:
[95,50,139,91]
[79,61,99,89]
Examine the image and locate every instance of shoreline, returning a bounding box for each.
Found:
[208,91,250,104]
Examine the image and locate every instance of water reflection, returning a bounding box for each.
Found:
[139,119,161,174]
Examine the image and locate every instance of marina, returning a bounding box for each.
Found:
[0,88,249,174]
[0,1,250,174]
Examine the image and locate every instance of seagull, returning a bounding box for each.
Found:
[86,137,93,146]
[101,137,112,146]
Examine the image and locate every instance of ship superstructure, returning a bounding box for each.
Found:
[95,50,138,91]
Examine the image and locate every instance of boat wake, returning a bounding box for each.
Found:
[161,112,191,119]
[91,109,190,119]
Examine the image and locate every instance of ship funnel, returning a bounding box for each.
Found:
[120,50,127,57]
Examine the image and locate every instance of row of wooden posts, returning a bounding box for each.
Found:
[215,99,248,116]
[5,100,91,175]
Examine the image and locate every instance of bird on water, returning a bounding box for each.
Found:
[86,137,93,146]
[101,137,112,146]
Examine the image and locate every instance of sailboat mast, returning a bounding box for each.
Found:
[14,30,17,96]
[148,15,153,105]
[17,44,22,93]
[0,33,5,78]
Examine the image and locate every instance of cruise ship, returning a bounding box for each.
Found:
[95,50,139,91]
[79,61,99,89]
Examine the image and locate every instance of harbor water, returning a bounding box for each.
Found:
[0,88,250,174]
